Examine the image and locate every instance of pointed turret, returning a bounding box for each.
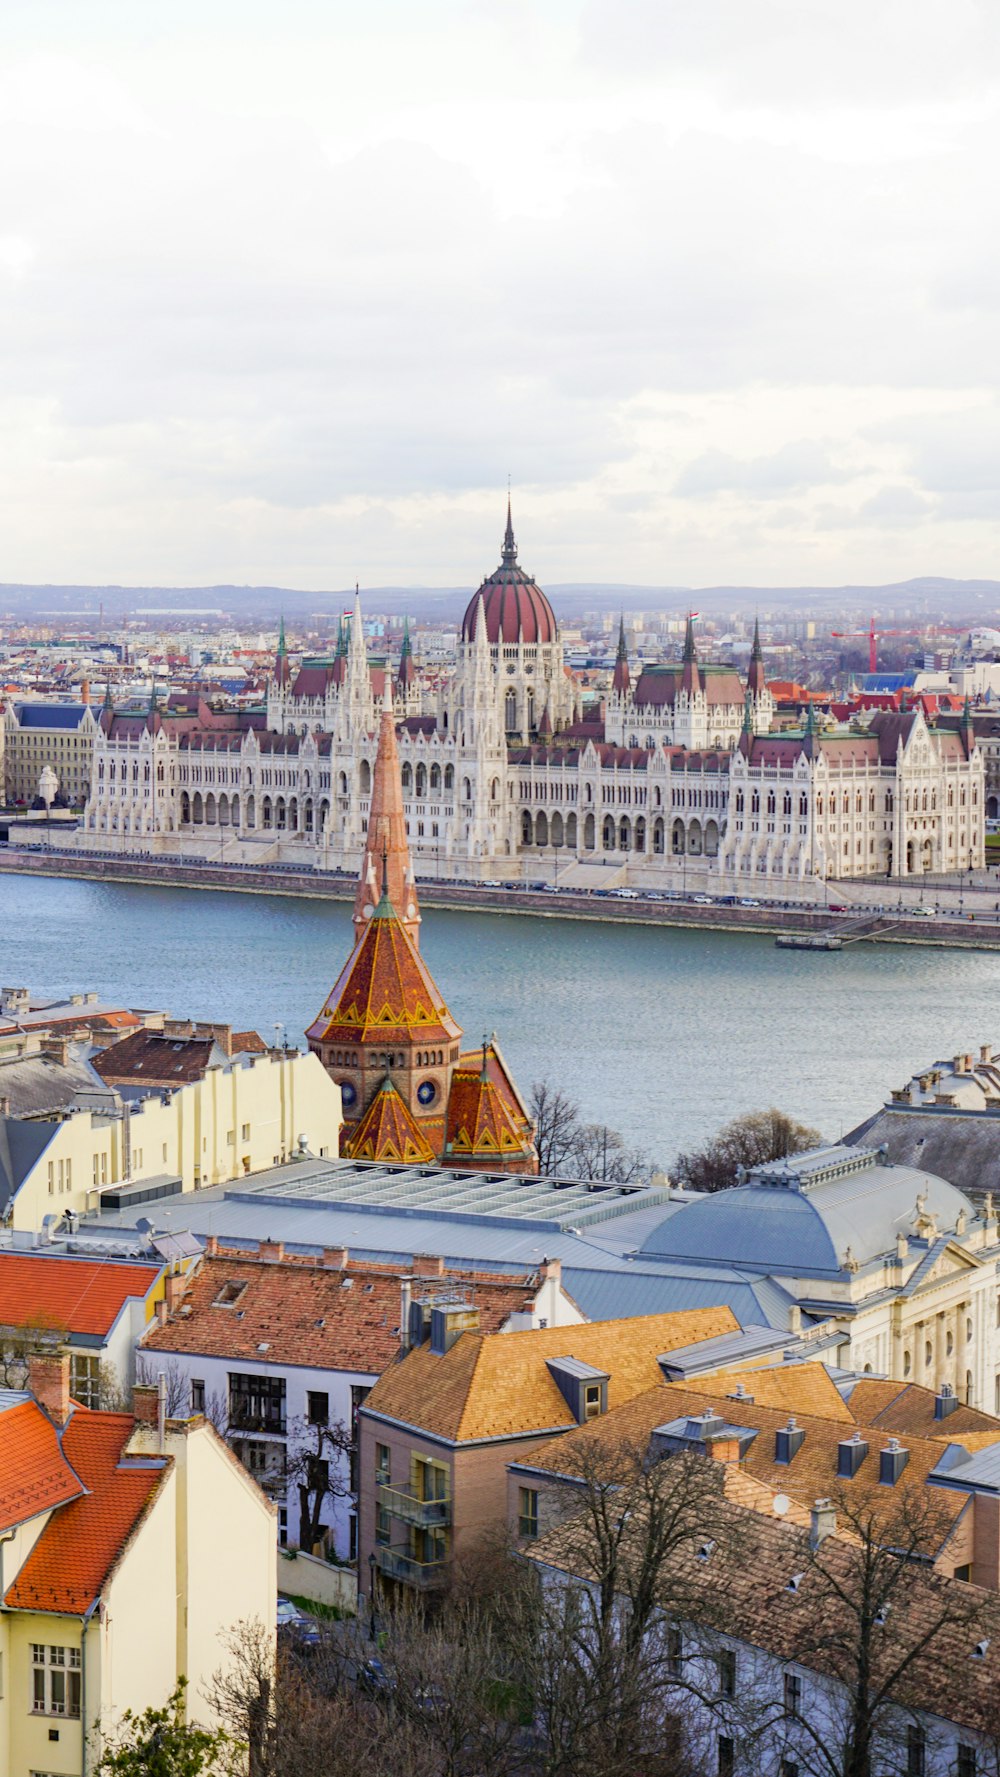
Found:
[352,684,421,948]
[501,495,517,566]
[681,612,700,695]
[396,616,416,696]
[611,613,630,696]
[103,680,113,713]
[274,614,292,687]
[747,615,766,697]
[802,698,819,759]
[960,692,976,758]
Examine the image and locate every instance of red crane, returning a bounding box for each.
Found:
[831,616,964,674]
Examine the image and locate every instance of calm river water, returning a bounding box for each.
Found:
[3,874,996,1168]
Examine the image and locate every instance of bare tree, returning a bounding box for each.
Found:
[134,1352,192,1416]
[568,1122,652,1185]
[370,1596,527,1777]
[0,1316,68,1389]
[510,1440,741,1777]
[672,1106,821,1194]
[530,1079,655,1183]
[763,1485,989,1777]
[529,1080,582,1175]
[284,1416,355,1553]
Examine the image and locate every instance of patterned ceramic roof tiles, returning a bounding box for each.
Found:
[0,1400,85,1532]
[306,906,462,1048]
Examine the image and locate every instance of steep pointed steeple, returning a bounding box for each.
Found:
[747,614,766,697]
[103,679,113,713]
[335,615,346,658]
[352,684,421,948]
[960,691,976,758]
[147,681,158,715]
[742,685,754,736]
[612,613,630,696]
[396,615,416,695]
[802,698,819,759]
[274,614,291,687]
[681,611,700,695]
[501,495,517,566]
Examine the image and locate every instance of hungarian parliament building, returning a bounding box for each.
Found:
[77,509,984,886]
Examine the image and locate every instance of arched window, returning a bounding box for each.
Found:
[444,764,454,790]
[430,763,441,791]
[360,760,372,795]
[401,762,412,791]
[415,763,427,798]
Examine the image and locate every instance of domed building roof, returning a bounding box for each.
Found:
[461,501,558,645]
[639,1145,975,1279]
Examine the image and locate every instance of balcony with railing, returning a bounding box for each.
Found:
[373,1544,447,1589]
[376,1481,451,1528]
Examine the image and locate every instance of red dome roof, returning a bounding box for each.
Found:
[462,505,558,646]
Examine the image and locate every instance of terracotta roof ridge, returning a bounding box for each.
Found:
[452,1334,490,1441]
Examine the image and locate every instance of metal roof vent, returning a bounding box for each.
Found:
[775,1416,805,1464]
[727,1381,754,1404]
[837,1432,869,1479]
[879,1438,909,1486]
[874,1604,890,1626]
[685,1411,725,1440]
[935,1383,959,1420]
[786,1572,804,1593]
[973,1640,990,1660]
[697,1539,717,1562]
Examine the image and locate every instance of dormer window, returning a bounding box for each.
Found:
[212,1280,247,1309]
[546,1357,609,1425]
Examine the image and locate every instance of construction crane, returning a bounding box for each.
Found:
[831,616,964,674]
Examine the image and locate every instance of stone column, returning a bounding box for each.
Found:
[935,1312,946,1390]
[956,1303,968,1401]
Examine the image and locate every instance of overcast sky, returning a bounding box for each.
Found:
[3,0,999,591]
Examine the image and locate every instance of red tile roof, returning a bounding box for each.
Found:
[0,1401,84,1531]
[344,1076,436,1164]
[141,1251,543,1373]
[5,1410,165,1614]
[0,1254,161,1337]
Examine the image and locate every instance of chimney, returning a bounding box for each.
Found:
[29,1350,72,1426]
[787,1304,802,1334]
[540,1255,562,1284]
[935,1383,959,1421]
[837,1433,869,1478]
[412,1254,445,1278]
[163,1271,187,1313]
[133,1383,159,1426]
[258,1240,284,1264]
[775,1416,805,1464]
[204,1235,219,1257]
[154,1299,168,1327]
[80,679,90,704]
[880,1439,909,1485]
[322,1247,349,1269]
[810,1498,836,1549]
[981,1045,992,1065]
[400,1278,413,1352]
[44,1036,70,1066]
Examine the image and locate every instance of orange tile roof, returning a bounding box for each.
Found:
[0,1254,161,1339]
[846,1379,1000,1439]
[364,1308,739,1443]
[5,1410,166,1614]
[525,1371,982,1545]
[682,1362,854,1423]
[306,902,462,1048]
[0,1401,84,1530]
[343,1076,436,1164]
[142,1251,541,1371]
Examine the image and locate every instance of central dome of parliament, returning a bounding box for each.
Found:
[461,502,558,646]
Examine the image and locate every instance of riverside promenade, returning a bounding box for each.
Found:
[3,846,1000,952]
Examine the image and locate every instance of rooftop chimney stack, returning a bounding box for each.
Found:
[28,1349,72,1426]
[810,1498,836,1548]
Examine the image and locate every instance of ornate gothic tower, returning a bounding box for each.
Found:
[306,701,539,1172]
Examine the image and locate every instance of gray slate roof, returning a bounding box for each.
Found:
[847,1103,1000,1202]
[639,1145,974,1277]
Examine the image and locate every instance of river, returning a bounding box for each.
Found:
[4,873,996,1168]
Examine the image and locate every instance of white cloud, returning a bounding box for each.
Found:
[0,0,998,586]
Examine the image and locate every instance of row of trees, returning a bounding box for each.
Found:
[530,1077,821,1193]
[100,1439,1000,1777]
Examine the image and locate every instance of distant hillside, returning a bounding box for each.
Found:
[1,576,997,627]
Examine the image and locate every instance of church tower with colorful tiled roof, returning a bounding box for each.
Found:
[307,703,538,1173]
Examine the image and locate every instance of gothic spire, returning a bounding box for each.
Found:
[103,679,113,713]
[502,494,517,566]
[612,612,631,696]
[747,613,766,697]
[352,682,421,949]
[278,614,287,657]
[751,614,762,661]
[682,612,696,664]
